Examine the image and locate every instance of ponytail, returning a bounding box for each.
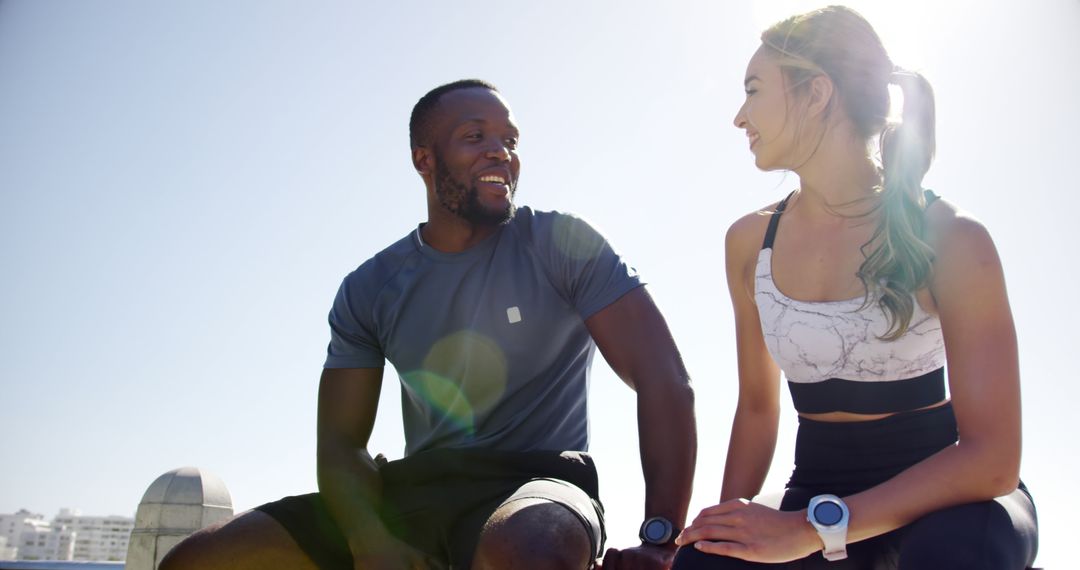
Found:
[857,68,937,340]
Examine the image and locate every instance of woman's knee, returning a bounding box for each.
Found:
[899,499,1034,570]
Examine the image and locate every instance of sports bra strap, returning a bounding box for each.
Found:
[924,188,940,207]
[761,191,796,250]
[761,189,940,250]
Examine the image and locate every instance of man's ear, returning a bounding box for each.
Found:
[806,74,835,119]
[412,146,433,176]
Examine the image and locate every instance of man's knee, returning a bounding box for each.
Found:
[159,510,317,570]
[158,517,230,570]
[472,498,593,570]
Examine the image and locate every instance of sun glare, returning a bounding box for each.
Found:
[750,0,938,72]
[749,1,947,129]
[887,84,905,124]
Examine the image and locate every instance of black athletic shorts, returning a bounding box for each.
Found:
[256,448,606,569]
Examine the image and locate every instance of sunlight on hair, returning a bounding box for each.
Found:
[887,83,905,124]
[750,0,814,30]
[751,0,935,70]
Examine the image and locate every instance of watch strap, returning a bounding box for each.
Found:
[820,531,847,561]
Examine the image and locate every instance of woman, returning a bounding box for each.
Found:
[672,6,1038,569]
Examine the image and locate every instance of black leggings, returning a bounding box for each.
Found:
[673,405,1039,570]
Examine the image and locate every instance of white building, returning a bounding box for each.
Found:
[16,524,75,561]
[0,535,17,560]
[0,510,49,560]
[52,509,133,562]
[0,509,133,562]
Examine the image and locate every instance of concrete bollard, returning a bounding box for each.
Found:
[125,467,233,570]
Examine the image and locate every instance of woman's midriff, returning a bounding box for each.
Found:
[797,398,951,423]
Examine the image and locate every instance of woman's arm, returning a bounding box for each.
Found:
[719,214,783,501]
[676,201,1024,563]
[840,200,1022,541]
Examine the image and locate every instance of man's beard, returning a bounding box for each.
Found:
[434,155,516,226]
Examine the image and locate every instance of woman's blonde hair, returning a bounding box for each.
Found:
[762,5,937,340]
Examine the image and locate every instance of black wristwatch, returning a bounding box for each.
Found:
[638,516,676,546]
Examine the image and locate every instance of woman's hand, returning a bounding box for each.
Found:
[674,499,821,563]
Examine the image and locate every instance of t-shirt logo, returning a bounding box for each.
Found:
[506,306,522,324]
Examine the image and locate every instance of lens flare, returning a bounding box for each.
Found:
[402,330,509,433]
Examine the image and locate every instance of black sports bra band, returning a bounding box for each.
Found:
[761,191,795,250]
[760,189,939,250]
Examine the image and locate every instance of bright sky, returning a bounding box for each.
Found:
[1,1,1076,566]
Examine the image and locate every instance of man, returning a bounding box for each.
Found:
[161,80,696,570]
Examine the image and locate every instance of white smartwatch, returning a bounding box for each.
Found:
[807,494,849,561]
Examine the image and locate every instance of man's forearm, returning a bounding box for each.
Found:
[638,379,697,528]
[316,437,394,552]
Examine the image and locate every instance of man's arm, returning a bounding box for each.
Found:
[316,367,434,569]
[586,286,696,569]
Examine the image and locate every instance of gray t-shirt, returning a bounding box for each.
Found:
[325,207,643,456]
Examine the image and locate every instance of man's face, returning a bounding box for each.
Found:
[427,88,521,226]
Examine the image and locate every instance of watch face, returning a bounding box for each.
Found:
[813,501,844,526]
[644,519,669,542]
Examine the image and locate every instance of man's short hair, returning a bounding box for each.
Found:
[409,79,499,149]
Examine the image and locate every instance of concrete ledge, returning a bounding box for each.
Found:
[0,563,124,570]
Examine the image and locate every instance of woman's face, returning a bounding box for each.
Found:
[733,46,805,171]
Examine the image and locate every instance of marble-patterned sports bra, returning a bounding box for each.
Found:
[755,192,947,414]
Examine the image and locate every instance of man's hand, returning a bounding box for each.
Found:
[352,533,446,570]
[597,544,674,570]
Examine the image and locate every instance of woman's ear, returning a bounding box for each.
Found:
[806,74,835,119]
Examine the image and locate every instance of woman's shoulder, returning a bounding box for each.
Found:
[726,199,787,252]
[923,194,997,259]
[923,194,1004,302]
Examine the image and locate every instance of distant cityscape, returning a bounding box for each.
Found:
[0,467,237,570]
[0,509,133,563]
